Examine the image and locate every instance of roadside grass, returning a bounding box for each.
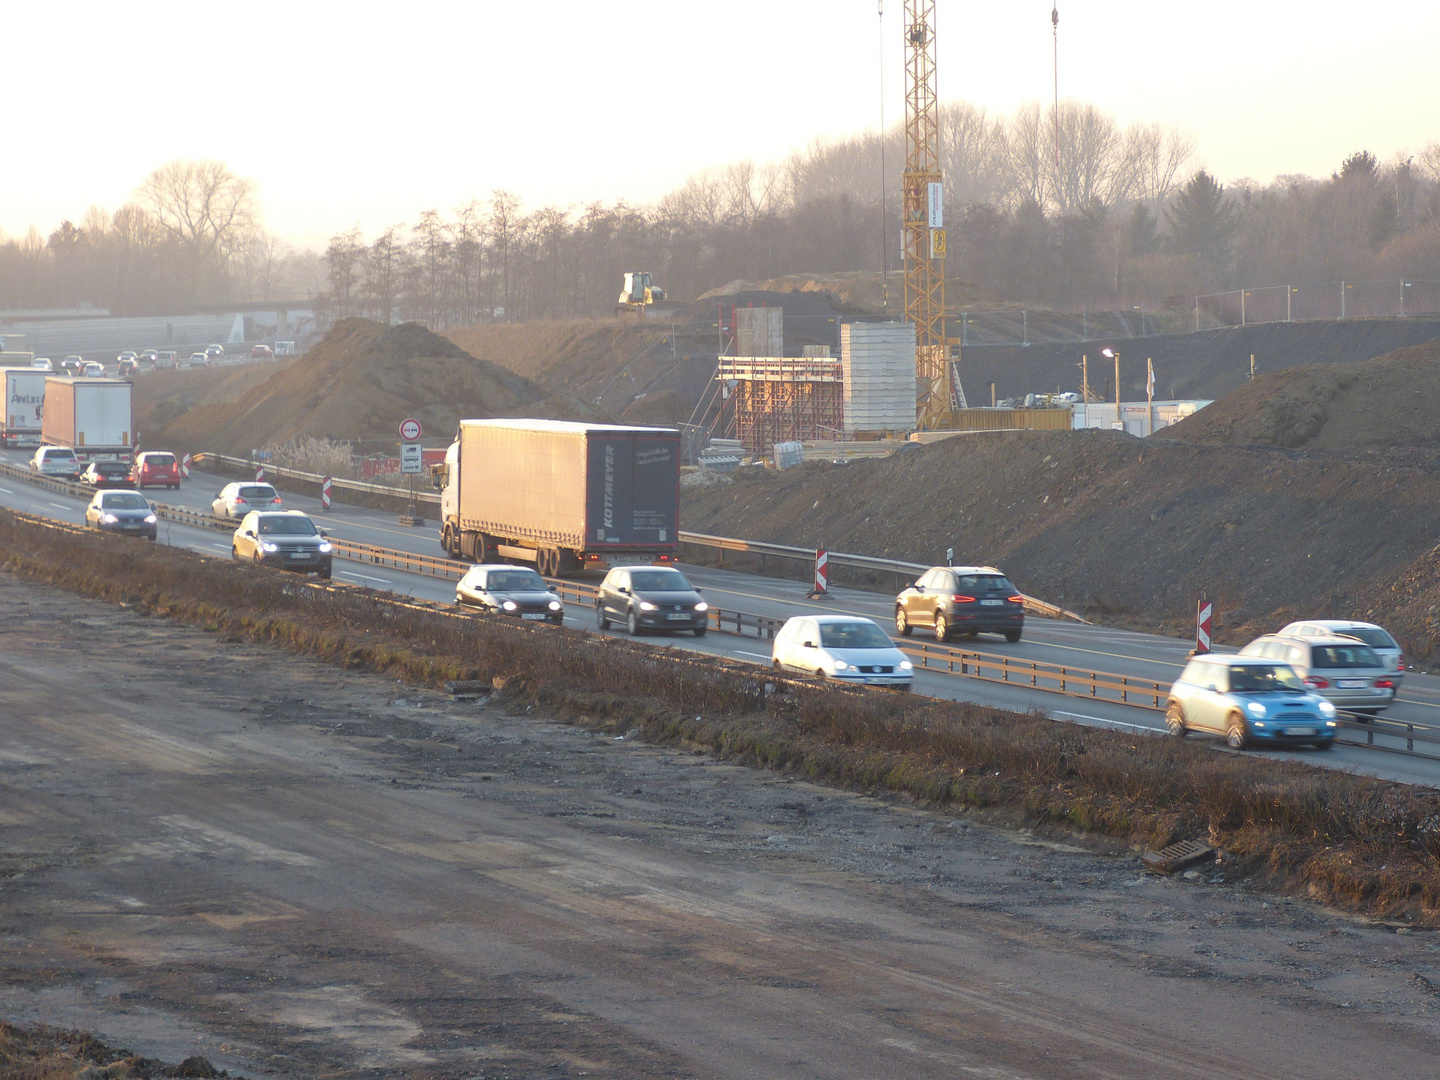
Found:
[5,508,1440,924]
[0,1019,219,1078]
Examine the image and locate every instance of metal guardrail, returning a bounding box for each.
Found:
[901,639,1167,709]
[193,453,441,507]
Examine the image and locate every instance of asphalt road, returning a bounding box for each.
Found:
[4,449,1439,788]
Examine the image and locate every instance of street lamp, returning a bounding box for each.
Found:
[1101,347,1120,430]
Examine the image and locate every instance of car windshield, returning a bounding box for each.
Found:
[487,570,547,591]
[1312,645,1382,669]
[95,463,127,474]
[1334,627,1396,650]
[1228,665,1305,693]
[102,493,148,510]
[45,449,75,460]
[143,454,175,467]
[630,571,690,591]
[955,574,1014,592]
[819,621,892,650]
[257,517,316,535]
[238,486,276,500]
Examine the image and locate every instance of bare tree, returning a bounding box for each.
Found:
[138,160,258,281]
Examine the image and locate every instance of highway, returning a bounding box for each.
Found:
[5,447,1440,788]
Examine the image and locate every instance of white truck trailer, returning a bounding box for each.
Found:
[1,366,47,447]
[40,377,134,461]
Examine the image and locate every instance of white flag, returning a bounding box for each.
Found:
[1146,358,1155,399]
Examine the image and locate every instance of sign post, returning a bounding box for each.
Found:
[808,548,829,598]
[397,418,425,526]
[1195,600,1213,655]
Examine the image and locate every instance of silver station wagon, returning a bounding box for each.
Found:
[1238,634,1396,715]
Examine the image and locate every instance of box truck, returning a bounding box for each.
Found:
[40,377,134,461]
[2,366,48,447]
[435,419,680,577]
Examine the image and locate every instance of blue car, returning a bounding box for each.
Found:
[1165,654,1337,750]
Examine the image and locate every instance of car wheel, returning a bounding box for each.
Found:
[895,607,912,636]
[1165,703,1187,738]
[595,604,610,630]
[1226,714,1249,750]
[934,612,949,642]
[319,569,331,580]
[1315,740,1334,751]
[693,625,707,637]
[627,609,640,636]
[1004,629,1022,643]
[772,658,784,672]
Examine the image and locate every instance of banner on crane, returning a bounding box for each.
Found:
[927,181,943,228]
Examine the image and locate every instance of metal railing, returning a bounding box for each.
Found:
[901,639,1167,709]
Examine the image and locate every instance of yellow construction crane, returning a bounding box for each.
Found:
[902,0,964,428]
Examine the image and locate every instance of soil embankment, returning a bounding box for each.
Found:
[681,429,1440,658]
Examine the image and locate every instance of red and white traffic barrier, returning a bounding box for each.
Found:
[180,453,191,479]
[1195,599,1213,654]
[810,548,829,597]
[255,464,265,482]
[321,475,332,511]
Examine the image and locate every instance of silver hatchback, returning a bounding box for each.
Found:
[1238,634,1396,715]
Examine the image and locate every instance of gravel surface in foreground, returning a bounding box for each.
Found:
[3,572,1440,1078]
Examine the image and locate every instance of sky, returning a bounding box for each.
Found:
[6,1,1439,248]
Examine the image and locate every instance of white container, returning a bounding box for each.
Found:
[842,322,916,433]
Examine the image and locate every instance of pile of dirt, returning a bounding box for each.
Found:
[157,319,607,455]
[1156,340,1440,448]
[134,360,296,445]
[680,429,1440,659]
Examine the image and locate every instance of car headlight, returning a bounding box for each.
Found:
[144,514,157,524]
[694,601,709,612]
[639,601,658,611]
[833,659,850,672]
[502,600,518,611]
[102,513,118,523]
[260,541,279,552]
[317,542,332,553]
[1326,720,1337,727]
[899,660,913,671]
[548,600,562,611]
[1245,701,1267,718]
[1317,700,1337,717]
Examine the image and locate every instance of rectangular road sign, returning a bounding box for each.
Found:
[400,442,424,474]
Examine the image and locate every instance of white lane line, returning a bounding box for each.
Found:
[735,650,771,660]
[0,486,11,494]
[48,502,72,511]
[1052,710,1162,734]
[337,570,394,586]
[211,543,231,550]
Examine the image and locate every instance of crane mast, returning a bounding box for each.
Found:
[902,0,961,428]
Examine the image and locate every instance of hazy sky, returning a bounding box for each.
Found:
[6,2,1438,247]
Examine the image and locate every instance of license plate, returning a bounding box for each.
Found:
[291,553,312,560]
[980,599,1004,606]
[666,612,691,621]
[1284,727,1317,737]
[521,613,548,621]
[1337,679,1366,689]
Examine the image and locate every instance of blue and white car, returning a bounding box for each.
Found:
[1165,654,1337,750]
[772,615,913,690]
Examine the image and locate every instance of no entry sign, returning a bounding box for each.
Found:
[399,418,422,441]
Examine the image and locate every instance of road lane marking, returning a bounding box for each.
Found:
[735,650,771,661]
[337,570,394,586]
[0,486,11,494]
[48,502,72,511]
[1052,711,1162,734]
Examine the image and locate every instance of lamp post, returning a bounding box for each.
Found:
[1102,347,1120,430]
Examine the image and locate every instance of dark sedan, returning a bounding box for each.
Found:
[79,461,136,489]
[595,566,708,636]
[84,490,157,539]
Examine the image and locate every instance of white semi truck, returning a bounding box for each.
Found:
[1,366,47,447]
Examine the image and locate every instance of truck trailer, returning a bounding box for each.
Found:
[435,418,680,577]
[1,366,48,447]
[40,377,134,461]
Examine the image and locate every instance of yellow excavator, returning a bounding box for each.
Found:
[616,272,681,318]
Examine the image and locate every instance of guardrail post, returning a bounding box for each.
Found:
[1368,725,1375,745]
[1408,723,1414,753]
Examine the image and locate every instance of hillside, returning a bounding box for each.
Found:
[156,319,608,455]
[1155,340,1440,448]
[680,430,1440,659]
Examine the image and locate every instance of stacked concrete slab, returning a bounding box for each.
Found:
[841,321,916,434]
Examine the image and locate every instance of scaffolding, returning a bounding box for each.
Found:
[717,357,844,455]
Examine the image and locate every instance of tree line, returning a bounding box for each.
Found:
[6,100,1440,322]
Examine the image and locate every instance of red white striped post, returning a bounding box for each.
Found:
[180,453,191,479]
[321,475,332,512]
[255,464,265,482]
[810,548,829,597]
[1195,600,1213,655]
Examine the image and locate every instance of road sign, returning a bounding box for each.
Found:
[809,548,829,597]
[180,453,191,479]
[1196,600,1213,654]
[400,442,424,474]
[255,464,265,482]
[399,418,422,441]
[321,475,333,510]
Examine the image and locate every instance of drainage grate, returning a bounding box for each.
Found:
[444,680,491,698]
[1141,838,1214,875]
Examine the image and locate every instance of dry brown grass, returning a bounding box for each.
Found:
[5,508,1440,924]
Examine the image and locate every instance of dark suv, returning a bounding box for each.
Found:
[895,566,1024,643]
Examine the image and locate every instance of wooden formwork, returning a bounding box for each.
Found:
[719,357,844,455]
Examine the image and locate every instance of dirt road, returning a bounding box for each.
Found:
[3,573,1439,1078]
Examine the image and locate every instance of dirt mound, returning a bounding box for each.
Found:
[157,319,604,455]
[681,430,1440,659]
[1156,340,1440,448]
[621,387,691,425]
[135,359,297,445]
